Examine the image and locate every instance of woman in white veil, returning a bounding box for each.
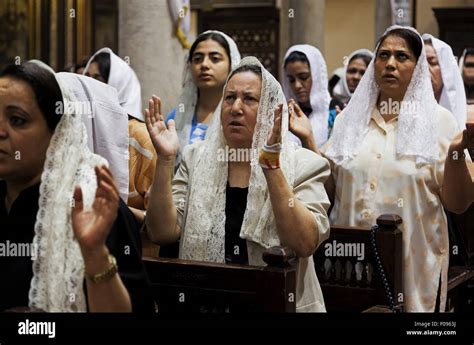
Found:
[0,62,153,312]
[166,30,241,165]
[422,34,467,129]
[282,45,331,149]
[146,57,332,312]
[332,49,373,105]
[321,26,464,312]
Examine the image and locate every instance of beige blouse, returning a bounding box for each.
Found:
[171,141,332,312]
[322,105,458,312]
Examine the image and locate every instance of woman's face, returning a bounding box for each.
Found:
[285,60,312,107]
[85,62,106,83]
[346,57,368,93]
[425,43,443,99]
[374,35,417,101]
[191,39,230,91]
[0,77,53,184]
[221,71,262,149]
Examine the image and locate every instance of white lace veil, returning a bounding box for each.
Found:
[422,34,467,129]
[282,45,330,148]
[325,25,439,165]
[179,56,297,263]
[84,47,143,121]
[29,72,119,312]
[332,49,374,104]
[174,30,241,160]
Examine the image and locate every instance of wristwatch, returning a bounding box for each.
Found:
[85,254,118,284]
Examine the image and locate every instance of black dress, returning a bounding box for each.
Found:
[0,181,154,312]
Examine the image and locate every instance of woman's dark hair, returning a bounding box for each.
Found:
[349,53,372,67]
[91,52,111,83]
[284,51,309,68]
[376,28,422,61]
[0,62,63,130]
[188,32,231,66]
[228,64,262,80]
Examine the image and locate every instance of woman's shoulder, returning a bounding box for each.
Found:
[433,104,459,140]
[293,146,330,176]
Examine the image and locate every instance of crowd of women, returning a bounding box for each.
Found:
[0,25,473,313]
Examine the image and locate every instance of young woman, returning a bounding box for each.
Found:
[85,48,156,225]
[282,45,332,150]
[166,30,241,164]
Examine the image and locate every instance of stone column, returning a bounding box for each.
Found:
[278,0,325,80]
[118,0,186,115]
[375,0,393,41]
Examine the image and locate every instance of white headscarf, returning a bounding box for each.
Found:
[282,45,330,148]
[332,49,374,104]
[422,34,467,129]
[179,57,297,262]
[84,47,143,121]
[325,25,439,165]
[174,30,241,158]
[29,72,124,312]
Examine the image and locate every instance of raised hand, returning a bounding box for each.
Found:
[449,123,474,159]
[288,99,313,142]
[144,95,180,158]
[71,166,119,254]
[266,104,283,146]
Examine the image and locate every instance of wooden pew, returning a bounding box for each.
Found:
[143,246,297,312]
[446,203,474,312]
[314,214,404,312]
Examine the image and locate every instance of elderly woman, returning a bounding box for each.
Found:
[146,57,331,312]
[0,62,153,312]
[320,26,468,312]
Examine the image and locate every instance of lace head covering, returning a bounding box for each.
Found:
[28,72,125,312]
[332,49,374,104]
[84,47,143,121]
[174,30,241,157]
[282,44,331,148]
[422,34,467,129]
[325,25,439,165]
[179,56,297,262]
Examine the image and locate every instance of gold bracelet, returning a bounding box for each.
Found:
[85,254,118,284]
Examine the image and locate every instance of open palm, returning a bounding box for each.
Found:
[145,95,179,157]
[71,166,119,251]
[288,99,313,141]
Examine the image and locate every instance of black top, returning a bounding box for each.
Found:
[224,183,249,265]
[0,181,154,312]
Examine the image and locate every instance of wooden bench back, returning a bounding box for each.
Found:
[144,247,297,312]
[314,214,404,312]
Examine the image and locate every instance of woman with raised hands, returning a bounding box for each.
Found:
[0,62,153,312]
[282,45,332,151]
[321,26,465,312]
[146,57,331,312]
